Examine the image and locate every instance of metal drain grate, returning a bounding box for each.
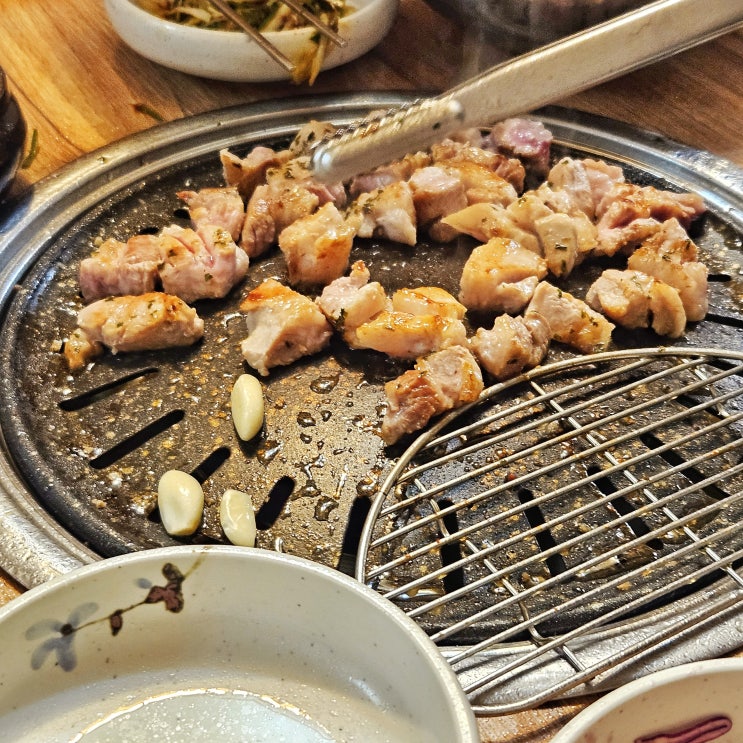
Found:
[357,348,743,713]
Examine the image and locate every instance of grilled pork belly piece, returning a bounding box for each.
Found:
[176,186,245,241]
[278,203,357,287]
[459,237,548,314]
[349,181,418,246]
[64,327,104,371]
[79,235,162,302]
[527,281,614,353]
[442,202,541,253]
[391,286,466,320]
[626,218,708,322]
[408,166,468,241]
[158,225,249,304]
[381,345,484,445]
[75,292,204,356]
[595,182,706,256]
[489,118,553,180]
[348,151,432,197]
[355,311,467,360]
[220,146,292,200]
[586,269,686,338]
[470,312,551,381]
[315,261,390,346]
[239,279,333,376]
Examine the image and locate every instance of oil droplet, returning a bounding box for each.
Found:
[310,373,340,394]
[356,476,379,497]
[294,480,320,499]
[314,496,338,521]
[297,412,316,427]
[257,440,282,465]
[299,433,312,444]
[320,410,332,422]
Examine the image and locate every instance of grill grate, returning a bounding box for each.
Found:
[357,349,743,712]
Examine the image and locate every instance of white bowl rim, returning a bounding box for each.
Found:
[553,658,743,742]
[113,0,388,40]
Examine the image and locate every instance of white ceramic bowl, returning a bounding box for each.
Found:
[104,0,399,82]
[0,545,479,742]
[553,659,743,743]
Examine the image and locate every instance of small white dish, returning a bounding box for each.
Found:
[104,0,399,82]
[0,545,479,742]
[552,659,743,743]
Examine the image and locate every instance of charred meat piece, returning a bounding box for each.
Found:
[391,286,466,320]
[354,311,467,360]
[158,225,249,303]
[315,260,390,347]
[527,281,614,353]
[63,327,104,371]
[75,292,204,355]
[470,312,550,380]
[278,203,357,288]
[79,235,161,302]
[381,345,484,445]
[459,237,548,314]
[239,278,333,376]
[595,182,706,256]
[586,268,687,338]
[350,180,418,246]
[627,218,708,322]
[488,117,554,180]
[219,145,292,201]
[176,186,245,241]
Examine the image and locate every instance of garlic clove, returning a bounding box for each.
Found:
[219,488,257,547]
[157,469,204,536]
[231,374,265,442]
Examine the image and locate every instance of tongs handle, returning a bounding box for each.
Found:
[310,0,743,182]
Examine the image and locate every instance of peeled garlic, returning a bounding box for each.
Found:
[231,374,264,441]
[219,488,257,547]
[157,470,204,536]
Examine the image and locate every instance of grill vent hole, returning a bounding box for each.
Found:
[255,476,295,530]
[587,465,663,550]
[437,499,465,593]
[138,225,161,235]
[708,273,731,282]
[704,312,743,330]
[190,446,231,484]
[89,409,185,469]
[336,496,371,575]
[516,489,567,576]
[59,368,159,411]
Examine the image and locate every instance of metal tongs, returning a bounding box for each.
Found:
[208,0,346,71]
[309,0,743,183]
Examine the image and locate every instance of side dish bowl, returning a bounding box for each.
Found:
[0,545,479,742]
[552,659,743,743]
[104,0,399,82]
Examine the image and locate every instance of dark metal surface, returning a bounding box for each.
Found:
[0,93,742,619]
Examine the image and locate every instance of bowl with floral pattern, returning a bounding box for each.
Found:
[0,545,479,742]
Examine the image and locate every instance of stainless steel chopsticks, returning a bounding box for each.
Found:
[208,0,346,72]
[309,0,743,182]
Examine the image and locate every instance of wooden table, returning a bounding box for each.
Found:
[0,1,741,739]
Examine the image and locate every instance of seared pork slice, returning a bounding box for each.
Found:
[381,346,484,445]
[470,312,550,380]
[527,281,614,353]
[240,182,319,257]
[176,186,245,241]
[442,203,541,253]
[63,327,104,371]
[315,261,390,346]
[350,181,417,246]
[288,119,337,157]
[595,182,706,256]
[348,151,432,197]
[534,213,585,278]
[79,235,161,302]
[391,286,466,320]
[76,292,204,354]
[408,166,468,230]
[459,237,548,314]
[431,139,526,193]
[440,160,519,207]
[240,279,333,376]
[586,269,686,338]
[158,225,249,303]
[627,218,708,322]
[219,145,292,200]
[488,118,553,179]
[354,311,467,360]
[278,203,356,287]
